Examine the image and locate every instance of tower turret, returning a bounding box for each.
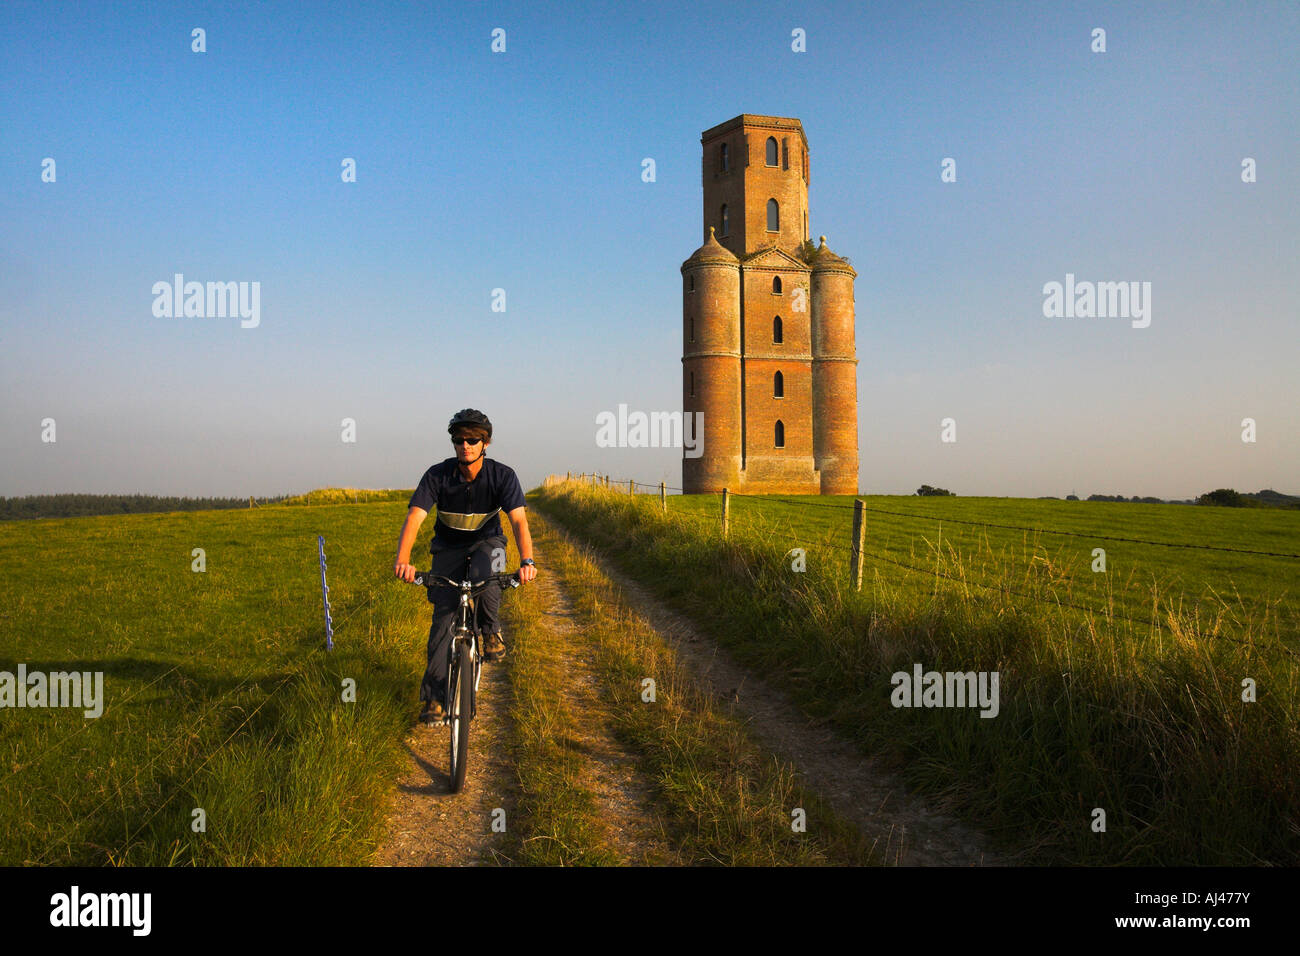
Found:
[810,236,859,495]
[682,227,741,492]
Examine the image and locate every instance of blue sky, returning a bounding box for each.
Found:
[2,0,1296,499]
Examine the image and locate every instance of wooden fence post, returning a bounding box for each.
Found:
[660,482,666,513]
[629,479,634,495]
[721,488,730,537]
[850,499,866,591]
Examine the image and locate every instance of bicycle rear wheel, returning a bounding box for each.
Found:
[448,643,473,793]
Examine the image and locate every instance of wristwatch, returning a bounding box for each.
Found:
[521,558,536,567]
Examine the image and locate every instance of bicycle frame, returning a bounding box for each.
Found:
[449,583,482,718]
[412,568,520,720]
[410,566,520,792]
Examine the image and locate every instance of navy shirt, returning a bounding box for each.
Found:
[409,457,526,547]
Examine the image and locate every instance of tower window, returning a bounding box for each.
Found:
[772,276,782,294]
[775,420,785,448]
[721,204,729,237]
[690,371,695,397]
[774,371,784,398]
[720,143,729,172]
[688,274,694,292]
[773,316,783,343]
[766,199,779,232]
[782,138,789,170]
[766,136,778,167]
[690,317,694,343]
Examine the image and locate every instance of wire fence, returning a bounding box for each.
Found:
[562,472,1300,559]
[556,471,1299,658]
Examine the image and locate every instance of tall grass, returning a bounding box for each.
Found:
[514,511,873,865]
[531,479,1300,865]
[494,532,620,866]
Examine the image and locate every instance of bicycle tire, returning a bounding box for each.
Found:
[448,643,473,793]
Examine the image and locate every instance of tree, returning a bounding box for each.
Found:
[916,485,953,497]
[1197,488,1245,507]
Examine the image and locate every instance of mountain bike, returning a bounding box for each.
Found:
[410,566,521,793]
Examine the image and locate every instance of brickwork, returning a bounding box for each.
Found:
[683,115,858,495]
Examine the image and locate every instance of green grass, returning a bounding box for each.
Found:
[494,531,620,866]
[533,479,1300,865]
[652,491,1300,645]
[0,499,430,865]
[529,512,875,865]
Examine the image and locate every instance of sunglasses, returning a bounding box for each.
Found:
[452,436,483,446]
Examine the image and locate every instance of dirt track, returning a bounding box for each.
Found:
[538,511,1006,866]
[375,651,515,866]
[377,507,1006,866]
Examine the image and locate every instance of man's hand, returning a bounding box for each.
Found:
[519,563,537,584]
[394,561,417,583]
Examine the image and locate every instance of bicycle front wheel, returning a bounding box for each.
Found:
[448,644,473,793]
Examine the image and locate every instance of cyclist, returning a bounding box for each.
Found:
[393,409,537,722]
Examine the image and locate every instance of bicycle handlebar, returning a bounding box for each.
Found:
[410,570,522,592]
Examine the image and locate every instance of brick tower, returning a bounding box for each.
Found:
[681,114,859,495]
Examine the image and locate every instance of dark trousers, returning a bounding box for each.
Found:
[420,534,507,704]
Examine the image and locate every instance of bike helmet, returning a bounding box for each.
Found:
[447,408,493,439]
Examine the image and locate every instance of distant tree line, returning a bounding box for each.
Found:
[1084,494,1171,504]
[0,493,291,521]
[1194,488,1300,508]
[912,487,1297,508]
[1063,489,1299,508]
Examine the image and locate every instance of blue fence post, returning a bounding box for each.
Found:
[317,534,334,651]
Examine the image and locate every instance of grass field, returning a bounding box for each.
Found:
[0,500,426,865]
[639,490,1300,646]
[533,479,1300,865]
[4,482,1297,865]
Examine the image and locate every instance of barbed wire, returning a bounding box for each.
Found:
[562,474,1300,559]
[551,472,1299,658]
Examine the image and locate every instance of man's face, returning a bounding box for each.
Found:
[452,431,484,463]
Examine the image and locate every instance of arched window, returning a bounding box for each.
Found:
[775,420,785,448]
[766,136,778,166]
[774,371,784,398]
[721,204,729,237]
[766,199,778,231]
[773,316,783,343]
[772,276,782,294]
[720,143,729,172]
